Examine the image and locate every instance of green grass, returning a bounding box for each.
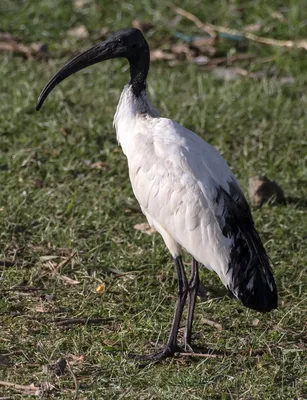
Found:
[1,0,307,398]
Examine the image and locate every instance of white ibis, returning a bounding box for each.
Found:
[36,28,278,361]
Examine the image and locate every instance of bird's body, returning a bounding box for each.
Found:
[114,85,276,312]
[37,27,278,361]
[115,86,232,280]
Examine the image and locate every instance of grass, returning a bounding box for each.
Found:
[1,0,307,398]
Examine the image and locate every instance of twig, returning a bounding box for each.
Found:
[174,6,307,50]
[0,381,39,394]
[54,317,113,326]
[54,251,77,271]
[179,352,222,358]
[67,360,78,400]
[173,7,216,38]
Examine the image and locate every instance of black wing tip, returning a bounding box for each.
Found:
[237,277,278,313]
[241,292,278,313]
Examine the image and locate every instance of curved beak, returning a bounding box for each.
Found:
[36,40,119,111]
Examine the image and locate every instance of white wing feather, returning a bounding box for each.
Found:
[123,116,239,288]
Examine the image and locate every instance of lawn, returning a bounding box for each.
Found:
[0,0,307,399]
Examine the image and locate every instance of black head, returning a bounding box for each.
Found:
[107,28,149,61]
[36,28,150,110]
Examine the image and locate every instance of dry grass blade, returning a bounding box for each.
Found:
[179,352,222,358]
[55,251,77,271]
[54,317,112,326]
[174,6,307,50]
[134,222,157,235]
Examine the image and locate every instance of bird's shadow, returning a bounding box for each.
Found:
[284,196,307,209]
[254,196,307,210]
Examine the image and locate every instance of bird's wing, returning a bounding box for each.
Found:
[128,118,277,312]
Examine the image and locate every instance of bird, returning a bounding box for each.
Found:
[36,27,278,361]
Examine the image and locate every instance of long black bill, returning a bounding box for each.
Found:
[36,40,115,111]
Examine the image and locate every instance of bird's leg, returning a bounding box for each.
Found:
[132,256,188,361]
[166,256,189,352]
[183,257,199,351]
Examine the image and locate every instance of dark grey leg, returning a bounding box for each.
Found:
[132,256,188,361]
[183,257,199,350]
[166,256,189,350]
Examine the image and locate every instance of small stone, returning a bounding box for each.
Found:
[248,175,285,206]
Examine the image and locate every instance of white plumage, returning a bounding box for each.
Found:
[114,86,234,287]
[37,27,277,361]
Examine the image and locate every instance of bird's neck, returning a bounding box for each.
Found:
[128,46,150,98]
[113,85,160,153]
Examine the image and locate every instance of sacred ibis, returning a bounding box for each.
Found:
[36,28,278,361]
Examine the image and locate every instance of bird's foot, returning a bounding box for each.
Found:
[129,343,182,362]
[182,342,194,353]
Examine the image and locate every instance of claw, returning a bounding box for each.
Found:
[129,344,182,362]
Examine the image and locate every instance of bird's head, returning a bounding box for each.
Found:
[36,28,149,110]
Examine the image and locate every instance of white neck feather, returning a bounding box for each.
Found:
[113,85,159,149]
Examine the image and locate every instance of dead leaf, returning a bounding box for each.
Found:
[271,11,286,22]
[134,222,157,235]
[34,304,47,313]
[0,40,31,58]
[103,339,118,346]
[58,275,80,285]
[73,0,92,9]
[88,161,107,169]
[212,67,248,81]
[0,35,48,59]
[96,283,105,293]
[191,38,216,56]
[193,55,210,65]
[40,255,59,261]
[170,43,195,60]
[201,318,223,331]
[69,354,85,364]
[67,25,89,40]
[151,49,175,61]
[156,273,166,283]
[132,20,154,33]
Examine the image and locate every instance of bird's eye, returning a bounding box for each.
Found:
[132,43,137,49]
